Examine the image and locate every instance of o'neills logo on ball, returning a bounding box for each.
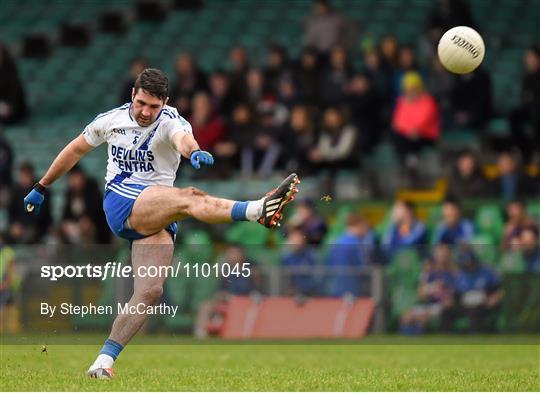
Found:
[451,35,481,58]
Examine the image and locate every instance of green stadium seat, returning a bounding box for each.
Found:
[474,205,504,243]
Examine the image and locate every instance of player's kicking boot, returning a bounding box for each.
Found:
[86,366,115,380]
[258,173,300,228]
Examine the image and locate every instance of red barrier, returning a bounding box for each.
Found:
[221,296,375,339]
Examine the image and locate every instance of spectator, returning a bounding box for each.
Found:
[276,75,301,110]
[449,68,492,130]
[453,249,503,333]
[189,92,226,153]
[518,226,540,273]
[288,198,327,245]
[394,46,423,98]
[425,57,454,127]
[488,151,537,201]
[294,47,322,107]
[392,71,440,165]
[244,68,271,108]
[309,106,358,169]
[283,105,318,175]
[446,150,488,200]
[228,46,250,99]
[0,44,28,124]
[226,103,257,177]
[509,47,540,164]
[320,45,354,106]
[58,165,110,244]
[502,199,538,250]
[379,35,399,72]
[303,0,355,56]
[170,53,207,113]
[264,44,291,95]
[383,200,427,257]
[400,244,456,334]
[345,72,381,153]
[208,70,237,120]
[433,198,475,245]
[281,227,320,296]
[6,162,52,244]
[429,0,476,32]
[119,57,149,104]
[325,213,376,297]
[219,244,261,295]
[0,127,13,188]
[363,50,393,122]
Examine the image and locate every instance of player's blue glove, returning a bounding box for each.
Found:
[23,183,46,215]
[190,150,214,169]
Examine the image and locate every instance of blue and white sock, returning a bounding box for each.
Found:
[91,338,124,369]
[231,198,264,222]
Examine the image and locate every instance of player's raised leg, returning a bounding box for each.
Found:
[87,229,173,379]
[128,173,300,236]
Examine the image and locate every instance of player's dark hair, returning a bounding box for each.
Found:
[443,197,461,209]
[134,68,168,101]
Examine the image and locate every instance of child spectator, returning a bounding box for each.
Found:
[502,199,538,250]
[383,200,427,257]
[281,227,319,296]
[287,198,327,245]
[433,198,475,245]
[400,243,456,334]
[324,213,376,297]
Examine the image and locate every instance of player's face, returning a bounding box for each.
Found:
[131,89,168,127]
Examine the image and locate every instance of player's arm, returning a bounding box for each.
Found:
[40,134,94,187]
[24,135,94,214]
[172,131,214,169]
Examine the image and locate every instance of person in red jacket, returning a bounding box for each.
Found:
[392,71,440,165]
[189,92,226,153]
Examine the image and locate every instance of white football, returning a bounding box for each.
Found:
[437,26,485,74]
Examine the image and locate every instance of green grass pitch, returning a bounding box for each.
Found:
[1,335,538,391]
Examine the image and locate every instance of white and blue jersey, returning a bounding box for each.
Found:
[82,103,191,241]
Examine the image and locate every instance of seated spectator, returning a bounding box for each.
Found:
[119,57,149,104]
[392,71,440,166]
[0,44,28,124]
[276,75,300,110]
[378,35,399,72]
[58,165,110,244]
[324,213,376,297]
[208,70,237,120]
[244,68,271,108]
[0,127,13,188]
[309,106,358,169]
[228,46,250,99]
[287,198,327,245]
[345,72,381,153]
[452,249,503,333]
[294,47,322,107]
[449,68,492,130]
[0,235,16,308]
[488,151,537,201]
[509,47,540,164]
[170,53,207,112]
[189,92,226,153]
[303,0,355,56]
[400,243,456,335]
[383,200,427,257]
[281,227,319,296]
[226,103,256,177]
[518,226,540,273]
[425,58,453,128]
[283,105,318,175]
[502,199,538,250]
[433,198,474,245]
[429,0,476,32]
[363,50,393,114]
[446,150,488,200]
[320,45,354,106]
[6,162,52,244]
[219,244,261,296]
[264,44,291,95]
[394,46,424,98]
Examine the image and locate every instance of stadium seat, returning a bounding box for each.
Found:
[474,205,505,243]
